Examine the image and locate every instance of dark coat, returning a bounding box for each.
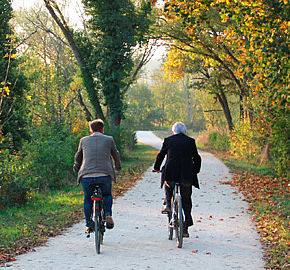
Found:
[153,133,201,189]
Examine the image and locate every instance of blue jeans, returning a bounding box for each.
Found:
[81,176,113,227]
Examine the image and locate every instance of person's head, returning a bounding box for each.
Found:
[89,119,104,133]
[172,122,186,135]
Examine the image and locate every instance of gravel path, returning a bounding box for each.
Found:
[4,131,265,270]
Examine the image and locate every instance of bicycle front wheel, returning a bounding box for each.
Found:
[176,195,183,248]
[94,208,101,254]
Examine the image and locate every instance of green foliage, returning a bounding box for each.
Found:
[23,123,78,190]
[0,150,37,210]
[208,131,230,152]
[0,143,158,263]
[269,116,290,178]
[82,0,152,125]
[0,0,29,151]
[105,120,137,158]
[125,83,165,129]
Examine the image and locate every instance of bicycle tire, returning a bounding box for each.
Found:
[100,210,104,245]
[94,207,101,254]
[168,198,173,240]
[176,195,183,248]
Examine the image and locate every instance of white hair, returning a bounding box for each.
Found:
[172,122,186,134]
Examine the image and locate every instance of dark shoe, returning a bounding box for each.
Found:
[161,205,171,214]
[106,215,114,229]
[183,227,189,238]
[85,220,95,234]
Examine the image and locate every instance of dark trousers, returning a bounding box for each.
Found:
[81,176,112,227]
[165,183,193,227]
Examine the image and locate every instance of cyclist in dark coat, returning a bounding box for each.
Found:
[153,122,201,237]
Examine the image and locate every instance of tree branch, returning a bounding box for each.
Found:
[17,30,38,48]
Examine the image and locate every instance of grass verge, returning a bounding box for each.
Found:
[0,143,158,265]
[220,155,289,269]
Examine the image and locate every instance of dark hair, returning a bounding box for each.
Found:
[90,119,104,132]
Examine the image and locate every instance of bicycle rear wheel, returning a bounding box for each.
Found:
[94,207,101,254]
[176,195,183,248]
[168,198,173,240]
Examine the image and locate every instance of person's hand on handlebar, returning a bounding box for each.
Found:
[152,169,160,173]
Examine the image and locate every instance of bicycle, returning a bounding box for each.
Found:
[86,185,106,254]
[167,182,184,248]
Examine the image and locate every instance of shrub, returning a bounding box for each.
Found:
[105,121,137,157]
[269,117,289,178]
[229,120,262,162]
[23,124,78,190]
[208,131,230,151]
[0,150,37,210]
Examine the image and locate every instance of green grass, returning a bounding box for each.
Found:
[121,143,157,171]
[0,143,158,263]
[222,157,277,177]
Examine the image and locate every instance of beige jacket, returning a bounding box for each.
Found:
[73,132,121,184]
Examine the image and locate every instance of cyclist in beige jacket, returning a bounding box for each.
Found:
[73,119,121,233]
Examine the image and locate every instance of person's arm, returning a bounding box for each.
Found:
[153,139,168,171]
[111,138,121,171]
[192,140,201,173]
[73,139,83,173]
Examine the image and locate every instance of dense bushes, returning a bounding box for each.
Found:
[0,150,37,210]
[229,120,262,162]
[208,131,230,152]
[105,121,137,157]
[198,118,289,178]
[0,119,137,210]
[269,117,289,178]
[23,124,80,190]
[197,129,230,152]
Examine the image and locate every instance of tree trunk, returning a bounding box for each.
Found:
[216,82,234,131]
[43,0,104,120]
[111,114,121,127]
[260,143,270,166]
[77,91,93,122]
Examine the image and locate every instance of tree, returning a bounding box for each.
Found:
[159,0,289,175]
[44,0,154,128]
[164,48,235,130]
[82,0,153,127]
[0,0,28,150]
[13,7,90,129]
[125,83,164,128]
